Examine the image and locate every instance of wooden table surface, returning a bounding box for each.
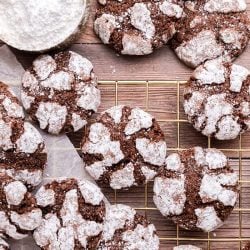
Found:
[1,1,250,249]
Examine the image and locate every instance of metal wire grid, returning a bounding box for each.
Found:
[96,80,250,250]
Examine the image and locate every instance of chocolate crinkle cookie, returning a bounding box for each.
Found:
[0,82,47,189]
[184,59,250,140]
[33,178,106,250]
[171,0,249,68]
[98,204,159,250]
[94,0,184,55]
[0,173,42,242]
[81,105,167,190]
[153,147,239,232]
[21,51,101,135]
[174,245,201,250]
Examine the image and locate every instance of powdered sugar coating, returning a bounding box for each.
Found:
[174,245,201,250]
[195,206,223,232]
[4,181,27,206]
[154,147,238,232]
[204,0,247,13]
[99,204,159,250]
[95,0,184,55]
[0,82,47,189]
[0,174,42,240]
[172,1,249,68]
[175,30,223,68]
[110,163,135,190]
[35,186,55,207]
[21,51,101,134]
[33,178,105,249]
[136,138,167,166]
[153,175,186,216]
[125,107,153,135]
[184,60,250,140]
[82,105,167,190]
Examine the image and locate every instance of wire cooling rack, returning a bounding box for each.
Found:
[77,80,250,250]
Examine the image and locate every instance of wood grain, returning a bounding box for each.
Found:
[0,1,250,249]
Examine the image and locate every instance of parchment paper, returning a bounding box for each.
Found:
[0,45,108,249]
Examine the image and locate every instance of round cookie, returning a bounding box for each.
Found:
[153,147,239,232]
[0,82,47,189]
[171,0,249,68]
[81,105,167,190]
[174,245,202,250]
[21,51,101,135]
[0,173,42,241]
[33,178,106,249]
[94,0,184,55]
[98,204,159,250]
[183,59,250,140]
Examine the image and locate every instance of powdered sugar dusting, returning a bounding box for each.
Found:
[69,51,94,81]
[0,211,27,240]
[122,223,159,250]
[199,174,237,206]
[40,71,73,91]
[184,91,206,117]
[102,204,136,241]
[141,166,157,181]
[106,105,124,124]
[216,115,241,140]
[71,113,87,132]
[35,102,67,134]
[121,34,153,55]
[35,187,55,207]
[195,206,223,232]
[83,123,124,180]
[4,181,27,206]
[2,97,24,119]
[165,153,183,172]
[16,122,44,154]
[204,0,247,13]
[125,107,153,135]
[110,163,135,189]
[10,209,42,231]
[175,30,223,68]
[33,55,56,80]
[153,175,186,216]
[94,14,118,44]
[76,84,101,112]
[193,58,226,85]
[78,180,104,205]
[0,120,12,151]
[159,1,183,18]
[205,148,228,169]
[130,3,155,39]
[136,138,167,166]
[230,64,249,92]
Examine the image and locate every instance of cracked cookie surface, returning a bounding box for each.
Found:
[153,147,239,232]
[95,0,184,55]
[81,105,167,190]
[0,82,47,189]
[184,59,250,140]
[0,173,42,242]
[171,0,249,68]
[33,178,106,250]
[21,51,101,135]
[98,204,159,250]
